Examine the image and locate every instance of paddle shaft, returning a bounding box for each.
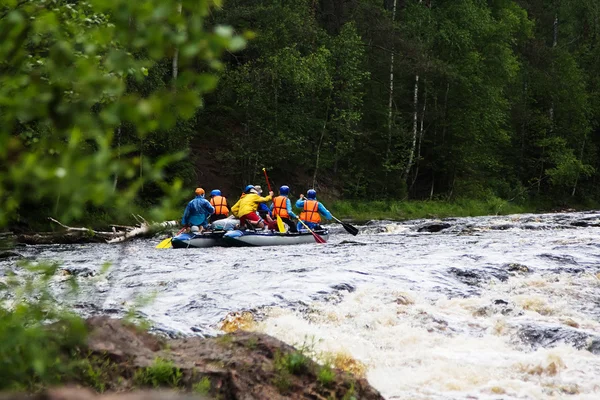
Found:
[262,168,273,193]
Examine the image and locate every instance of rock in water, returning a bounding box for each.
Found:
[417,221,451,233]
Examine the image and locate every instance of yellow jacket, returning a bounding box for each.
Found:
[231,193,272,217]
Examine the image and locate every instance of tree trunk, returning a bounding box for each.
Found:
[540,13,558,194]
[172,2,182,84]
[572,139,586,197]
[313,90,333,188]
[404,74,420,180]
[384,0,397,167]
[113,125,121,193]
[411,82,427,192]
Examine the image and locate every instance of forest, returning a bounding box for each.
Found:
[2,0,600,228]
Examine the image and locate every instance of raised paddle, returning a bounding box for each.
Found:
[332,216,359,236]
[156,227,186,249]
[297,218,327,244]
[262,167,286,234]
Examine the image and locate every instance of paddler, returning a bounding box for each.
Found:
[181,188,215,233]
[295,189,331,231]
[209,189,229,223]
[271,185,298,232]
[231,185,274,230]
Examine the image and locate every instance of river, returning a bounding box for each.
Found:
[2,211,600,399]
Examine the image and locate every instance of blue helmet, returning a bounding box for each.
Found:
[307,189,317,200]
[279,185,290,196]
[211,189,221,197]
[244,184,255,193]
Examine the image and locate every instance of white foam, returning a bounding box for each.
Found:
[257,278,600,399]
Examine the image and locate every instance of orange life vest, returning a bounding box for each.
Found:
[210,196,229,216]
[300,200,320,223]
[272,196,290,218]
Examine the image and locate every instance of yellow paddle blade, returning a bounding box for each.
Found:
[276,215,286,233]
[155,237,172,249]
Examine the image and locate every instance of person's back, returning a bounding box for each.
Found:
[209,189,229,223]
[182,188,215,232]
[272,185,298,232]
[295,189,331,231]
[231,185,273,229]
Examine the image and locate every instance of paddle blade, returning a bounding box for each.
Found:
[276,215,286,233]
[341,222,359,236]
[311,231,327,244]
[155,238,172,249]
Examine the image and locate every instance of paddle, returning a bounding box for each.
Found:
[332,216,359,236]
[156,227,186,249]
[297,218,327,244]
[262,168,286,234]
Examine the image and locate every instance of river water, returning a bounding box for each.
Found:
[2,212,600,399]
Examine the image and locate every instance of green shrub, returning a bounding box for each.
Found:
[0,264,87,391]
[192,376,211,395]
[317,364,335,387]
[133,358,183,388]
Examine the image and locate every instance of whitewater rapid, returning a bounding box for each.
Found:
[2,211,600,399]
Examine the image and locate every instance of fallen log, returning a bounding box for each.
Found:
[106,220,179,244]
[13,218,179,245]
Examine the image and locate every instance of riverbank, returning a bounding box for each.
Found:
[328,197,599,221]
[0,315,382,399]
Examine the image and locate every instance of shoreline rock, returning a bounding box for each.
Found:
[2,317,382,400]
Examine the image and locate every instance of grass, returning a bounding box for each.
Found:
[192,376,211,395]
[329,198,539,221]
[133,357,183,388]
[317,364,335,387]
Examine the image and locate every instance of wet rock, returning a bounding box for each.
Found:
[331,283,356,292]
[570,221,589,227]
[588,338,600,355]
[417,222,451,233]
[447,268,485,287]
[517,323,600,353]
[504,263,531,274]
[0,251,22,259]
[61,267,96,277]
[82,317,383,399]
[539,253,578,265]
[489,224,514,231]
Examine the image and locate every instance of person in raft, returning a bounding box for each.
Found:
[271,185,298,233]
[253,185,276,229]
[295,189,332,231]
[231,185,274,230]
[209,189,229,223]
[182,188,215,233]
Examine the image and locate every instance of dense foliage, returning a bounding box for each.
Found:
[197,0,600,206]
[4,0,600,227]
[1,0,244,227]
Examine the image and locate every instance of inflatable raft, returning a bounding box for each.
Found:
[222,229,329,247]
[171,217,239,249]
[171,231,226,248]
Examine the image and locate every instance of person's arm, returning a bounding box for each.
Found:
[295,199,305,209]
[204,199,215,214]
[318,203,332,220]
[286,198,298,219]
[257,191,274,203]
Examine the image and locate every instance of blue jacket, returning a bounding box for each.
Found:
[257,202,272,216]
[182,195,215,227]
[270,197,297,219]
[295,199,332,221]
